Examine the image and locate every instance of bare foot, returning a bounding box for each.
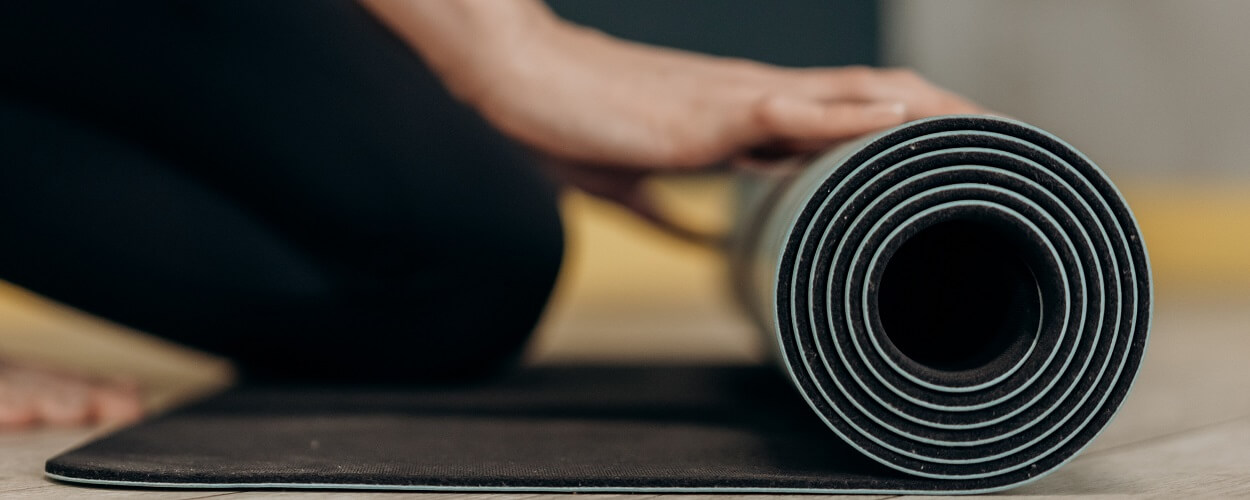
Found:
[0,361,144,429]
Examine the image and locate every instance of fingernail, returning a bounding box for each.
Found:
[866,102,907,117]
[764,95,808,114]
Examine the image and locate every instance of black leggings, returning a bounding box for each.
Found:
[0,1,564,381]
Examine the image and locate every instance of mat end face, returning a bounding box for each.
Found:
[762,116,1150,488]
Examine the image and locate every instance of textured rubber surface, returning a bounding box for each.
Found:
[752,116,1152,490]
[47,117,1150,493]
[49,366,939,493]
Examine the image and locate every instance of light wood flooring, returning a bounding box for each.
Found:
[1,287,1248,498]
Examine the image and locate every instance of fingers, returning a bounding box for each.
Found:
[752,95,907,143]
[784,66,986,118]
[91,380,145,425]
[748,65,991,148]
[612,184,725,248]
[747,138,848,160]
[545,158,726,247]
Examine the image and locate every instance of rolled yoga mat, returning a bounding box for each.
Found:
[728,114,1152,491]
[46,116,1151,494]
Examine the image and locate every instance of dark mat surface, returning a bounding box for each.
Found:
[49,366,947,493]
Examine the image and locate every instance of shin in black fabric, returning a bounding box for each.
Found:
[0,0,564,382]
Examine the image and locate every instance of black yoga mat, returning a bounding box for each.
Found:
[47,116,1151,494]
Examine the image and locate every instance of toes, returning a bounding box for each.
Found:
[34,385,92,426]
[0,383,38,428]
[90,380,145,425]
[18,370,93,427]
[0,362,145,428]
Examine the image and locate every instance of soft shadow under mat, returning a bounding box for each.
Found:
[48,117,1151,494]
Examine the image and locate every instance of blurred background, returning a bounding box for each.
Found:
[533,0,1250,363]
[1,0,1247,407]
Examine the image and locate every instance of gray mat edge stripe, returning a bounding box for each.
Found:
[44,471,1030,495]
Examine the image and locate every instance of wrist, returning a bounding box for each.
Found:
[446,13,569,107]
[361,0,565,105]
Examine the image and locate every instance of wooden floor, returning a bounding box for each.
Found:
[0,289,1247,498]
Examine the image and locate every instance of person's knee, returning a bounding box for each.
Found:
[233,169,566,382]
[383,183,565,380]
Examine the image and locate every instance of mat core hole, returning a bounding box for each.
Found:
[875,219,1041,374]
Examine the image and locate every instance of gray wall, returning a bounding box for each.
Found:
[884,0,1250,180]
[548,0,879,68]
[545,1,1250,179]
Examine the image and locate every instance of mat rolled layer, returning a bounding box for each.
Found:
[46,116,1151,494]
[733,115,1153,491]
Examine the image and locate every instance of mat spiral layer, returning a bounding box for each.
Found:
[737,115,1152,491]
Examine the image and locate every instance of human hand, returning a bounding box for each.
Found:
[458,24,984,219]
[364,1,986,225]
[463,26,984,171]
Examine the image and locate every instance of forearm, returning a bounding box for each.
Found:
[359,0,560,102]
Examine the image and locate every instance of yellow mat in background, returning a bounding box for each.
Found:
[1119,183,1250,290]
[550,176,1250,298]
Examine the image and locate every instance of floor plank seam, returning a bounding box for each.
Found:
[0,484,49,494]
[181,492,243,499]
[1079,414,1250,460]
